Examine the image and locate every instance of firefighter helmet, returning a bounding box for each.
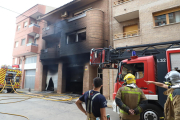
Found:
[124,73,136,84]
[165,71,180,85]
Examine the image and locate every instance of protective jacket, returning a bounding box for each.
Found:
[164,88,180,120]
[115,86,147,120]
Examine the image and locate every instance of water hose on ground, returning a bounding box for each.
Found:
[0,80,79,120]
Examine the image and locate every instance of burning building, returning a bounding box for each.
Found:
[39,0,110,95]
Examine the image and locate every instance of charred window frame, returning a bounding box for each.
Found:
[67,29,86,44]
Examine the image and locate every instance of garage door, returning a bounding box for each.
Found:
[25,70,36,89]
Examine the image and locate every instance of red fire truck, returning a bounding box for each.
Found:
[90,40,180,120]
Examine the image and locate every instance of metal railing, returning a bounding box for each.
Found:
[114,0,133,6]
[26,43,38,46]
[114,29,140,40]
[29,24,40,28]
[40,47,60,59]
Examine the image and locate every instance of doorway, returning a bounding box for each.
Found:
[66,66,83,94]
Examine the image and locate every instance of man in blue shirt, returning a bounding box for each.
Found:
[76,77,107,120]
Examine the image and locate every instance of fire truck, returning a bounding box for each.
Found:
[0,65,22,93]
[90,40,180,120]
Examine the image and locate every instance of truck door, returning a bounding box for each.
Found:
[166,48,180,72]
[120,61,150,94]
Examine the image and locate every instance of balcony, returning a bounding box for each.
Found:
[42,24,56,41]
[27,24,40,36]
[42,9,104,57]
[40,48,60,60]
[115,10,139,22]
[114,29,140,40]
[13,43,38,57]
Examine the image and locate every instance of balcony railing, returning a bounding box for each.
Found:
[114,29,140,40]
[68,13,86,22]
[29,23,40,28]
[40,48,60,59]
[26,43,38,47]
[114,0,133,6]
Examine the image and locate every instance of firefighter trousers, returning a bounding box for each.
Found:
[86,113,96,120]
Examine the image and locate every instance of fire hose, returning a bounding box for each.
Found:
[0,80,79,120]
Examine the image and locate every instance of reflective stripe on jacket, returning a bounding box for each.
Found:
[164,88,180,120]
[116,86,147,119]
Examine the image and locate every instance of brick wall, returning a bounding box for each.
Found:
[112,0,180,48]
[83,63,98,93]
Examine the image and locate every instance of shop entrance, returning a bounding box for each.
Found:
[66,66,83,94]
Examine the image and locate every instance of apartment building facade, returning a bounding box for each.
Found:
[104,0,180,100]
[12,4,55,91]
[40,0,110,94]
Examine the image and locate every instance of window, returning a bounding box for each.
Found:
[67,29,86,44]
[169,11,180,24]
[17,25,21,31]
[154,14,167,26]
[24,22,28,28]
[21,38,25,46]
[15,41,18,48]
[154,8,180,26]
[15,58,17,64]
[121,63,144,80]
[28,38,33,43]
[123,24,139,37]
[30,20,36,25]
[25,56,37,64]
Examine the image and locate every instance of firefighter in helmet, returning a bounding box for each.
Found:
[115,73,147,120]
[145,71,180,120]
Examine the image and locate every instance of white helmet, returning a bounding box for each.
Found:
[165,71,180,85]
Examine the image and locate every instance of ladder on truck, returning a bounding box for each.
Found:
[90,40,180,69]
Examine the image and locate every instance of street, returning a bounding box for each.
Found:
[0,93,119,120]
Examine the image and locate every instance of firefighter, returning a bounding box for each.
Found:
[76,77,107,120]
[115,73,147,120]
[145,71,180,120]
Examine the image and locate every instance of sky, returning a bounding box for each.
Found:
[0,0,73,67]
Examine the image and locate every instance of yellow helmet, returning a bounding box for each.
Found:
[124,73,136,84]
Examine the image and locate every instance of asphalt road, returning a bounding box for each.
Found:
[0,93,119,120]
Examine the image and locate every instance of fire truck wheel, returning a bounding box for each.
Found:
[141,104,162,120]
[7,89,13,93]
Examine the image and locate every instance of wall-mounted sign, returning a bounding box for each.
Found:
[85,66,88,70]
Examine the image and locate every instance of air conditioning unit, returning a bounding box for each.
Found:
[61,11,68,18]
[35,34,40,39]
